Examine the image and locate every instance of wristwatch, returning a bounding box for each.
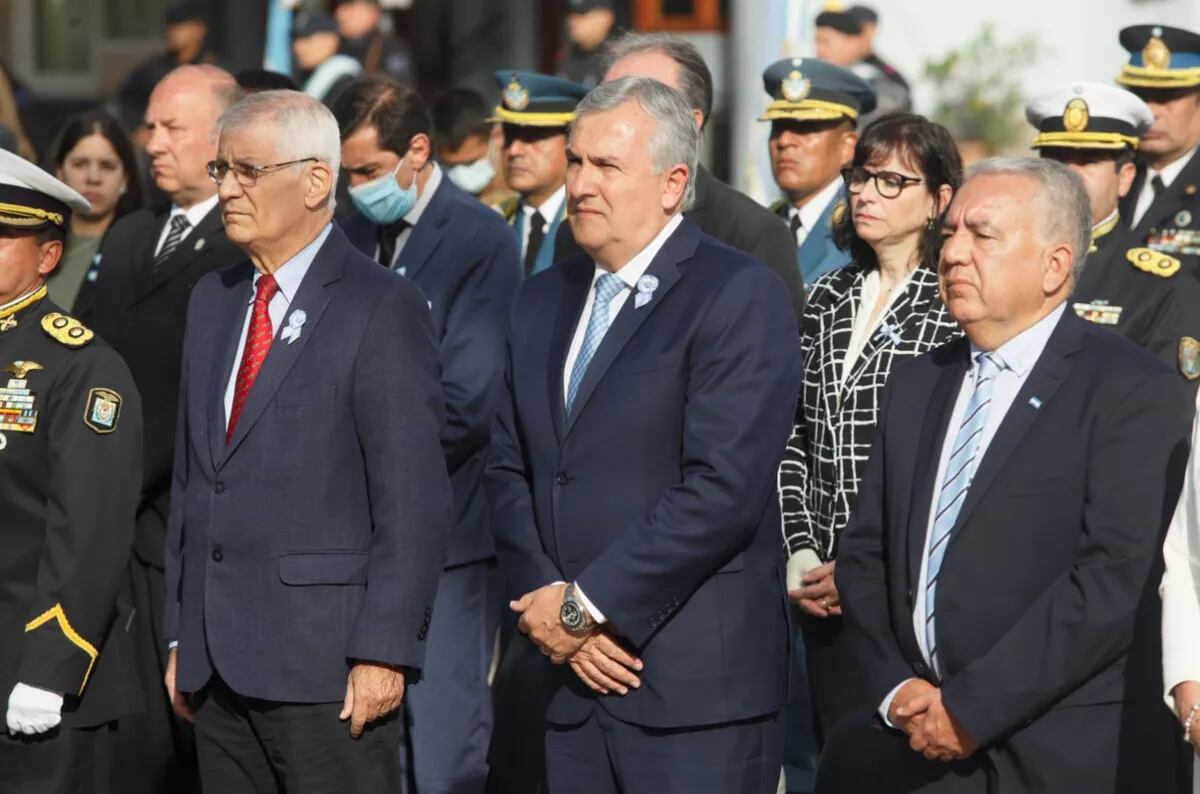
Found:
[560,582,594,635]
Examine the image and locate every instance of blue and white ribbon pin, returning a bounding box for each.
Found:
[281,309,306,344]
[635,274,659,309]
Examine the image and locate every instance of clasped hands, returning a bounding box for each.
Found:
[511,583,643,696]
[888,678,977,762]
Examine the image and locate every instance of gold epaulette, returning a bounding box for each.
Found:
[497,196,520,224]
[1126,247,1181,278]
[41,312,94,347]
[768,198,788,217]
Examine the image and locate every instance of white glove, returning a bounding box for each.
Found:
[6,683,64,735]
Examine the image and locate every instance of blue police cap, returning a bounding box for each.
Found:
[759,57,877,125]
[488,71,589,128]
[1117,25,1200,90]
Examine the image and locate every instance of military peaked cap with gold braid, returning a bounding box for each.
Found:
[1025,82,1153,151]
[0,148,89,230]
[759,57,876,125]
[1117,25,1200,90]
[488,71,588,128]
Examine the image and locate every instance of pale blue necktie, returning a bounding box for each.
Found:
[925,352,1003,676]
[566,272,626,413]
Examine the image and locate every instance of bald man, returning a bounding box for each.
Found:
[83,64,244,794]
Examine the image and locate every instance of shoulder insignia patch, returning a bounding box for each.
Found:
[1126,247,1180,278]
[41,313,94,347]
[83,387,122,434]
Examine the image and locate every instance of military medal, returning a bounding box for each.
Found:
[1176,210,1193,228]
[1073,301,1123,326]
[0,361,42,433]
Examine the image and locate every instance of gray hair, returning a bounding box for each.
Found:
[606,32,714,129]
[218,90,341,208]
[571,77,699,212]
[965,156,1092,280]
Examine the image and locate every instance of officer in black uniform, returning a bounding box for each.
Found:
[1116,25,1200,256]
[0,149,142,793]
[1027,81,1200,383]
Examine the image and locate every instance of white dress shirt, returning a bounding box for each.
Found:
[879,303,1066,723]
[522,185,565,260]
[1131,146,1199,228]
[385,164,442,271]
[155,194,220,257]
[839,268,916,388]
[788,177,842,247]
[558,212,684,624]
[222,223,332,426]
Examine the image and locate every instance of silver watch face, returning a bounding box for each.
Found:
[561,599,585,630]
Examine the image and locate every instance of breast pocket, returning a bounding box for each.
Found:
[617,352,683,376]
[277,551,369,585]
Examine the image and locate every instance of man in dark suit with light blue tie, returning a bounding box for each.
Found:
[164,89,451,793]
[331,75,521,793]
[823,158,1194,793]
[486,76,801,794]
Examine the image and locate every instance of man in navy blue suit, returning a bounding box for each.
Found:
[823,158,1194,793]
[331,75,521,793]
[486,76,802,794]
[164,89,451,792]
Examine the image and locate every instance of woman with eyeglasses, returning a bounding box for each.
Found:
[777,112,963,745]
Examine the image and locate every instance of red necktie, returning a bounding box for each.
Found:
[227,274,279,442]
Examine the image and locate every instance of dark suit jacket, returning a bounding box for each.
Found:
[835,311,1193,792]
[164,224,452,702]
[80,204,241,569]
[689,166,806,320]
[486,218,802,729]
[341,177,521,566]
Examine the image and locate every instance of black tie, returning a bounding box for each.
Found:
[525,211,546,276]
[154,214,190,270]
[378,219,410,269]
[1151,174,1167,199]
[789,213,803,244]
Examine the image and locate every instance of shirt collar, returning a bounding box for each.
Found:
[403,163,442,226]
[171,193,220,228]
[250,222,333,304]
[970,302,1066,378]
[790,177,843,232]
[593,213,684,290]
[524,185,566,223]
[1150,145,1199,189]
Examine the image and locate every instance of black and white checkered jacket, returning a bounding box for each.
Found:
[779,263,961,562]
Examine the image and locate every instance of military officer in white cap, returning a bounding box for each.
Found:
[0,148,143,793]
[1027,81,1200,383]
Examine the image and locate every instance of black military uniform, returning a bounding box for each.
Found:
[558,0,620,91]
[0,152,143,793]
[1116,25,1200,254]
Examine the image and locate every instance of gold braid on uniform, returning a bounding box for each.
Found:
[25,603,99,694]
[0,284,47,325]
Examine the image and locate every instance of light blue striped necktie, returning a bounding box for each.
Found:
[566,272,626,413]
[925,351,1003,676]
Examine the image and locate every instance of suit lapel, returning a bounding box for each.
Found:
[207,263,254,469]
[547,258,594,441]
[132,205,224,305]
[395,179,452,280]
[563,220,696,433]
[945,312,1082,551]
[219,230,345,463]
[906,343,968,587]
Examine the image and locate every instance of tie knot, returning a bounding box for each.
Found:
[974,352,1003,382]
[254,273,279,304]
[1152,175,1167,194]
[170,214,190,234]
[594,272,625,305]
[529,210,546,231]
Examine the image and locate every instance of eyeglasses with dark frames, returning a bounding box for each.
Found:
[207,157,318,187]
[842,166,924,199]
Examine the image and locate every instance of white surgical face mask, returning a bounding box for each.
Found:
[446,156,496,195]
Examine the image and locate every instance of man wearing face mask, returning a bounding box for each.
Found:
[333,75,520,794]
[432,87,514,210]
[491,71,588,276]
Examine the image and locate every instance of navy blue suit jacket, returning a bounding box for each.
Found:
[486,218,802,729]
[342,178,520,566]
[835,311,1192,792]
[164,223,452,703]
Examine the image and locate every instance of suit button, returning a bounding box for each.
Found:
[915,662,928,676]
[555,473,570,486]
[417,628,427,641]
[213,481,226,495]
[211,544,224,563]
[424,607,432,618]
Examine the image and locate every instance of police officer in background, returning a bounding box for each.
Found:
[813,2,909,127]
[491,71,587,275]
[1116,25,1200,255]
[0,149,142,793]
[761,57,876,285]
[558,0,620,90]
[334,0,414,86]
[1028,81,1200,382]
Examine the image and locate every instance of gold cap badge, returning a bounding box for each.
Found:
[1143,35,1171,70]
[1062,97,1090,133]
[503,76,530,112]
[781,70,811,102]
